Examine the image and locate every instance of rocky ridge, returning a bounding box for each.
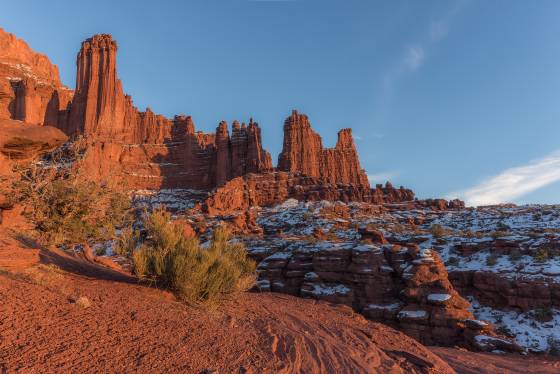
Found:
[0,31,419,207]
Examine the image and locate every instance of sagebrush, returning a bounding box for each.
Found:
[133,209,256,304]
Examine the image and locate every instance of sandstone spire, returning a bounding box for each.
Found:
[68,34,129,139]
[277,110,323,177]
[278,110,369,188]
[245,119,272,174]
[215,121,231,186]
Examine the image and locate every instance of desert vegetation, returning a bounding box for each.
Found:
[15,170,131,247]
[132,209,256,305]
[7,141,256,307]
[9,140,132,247]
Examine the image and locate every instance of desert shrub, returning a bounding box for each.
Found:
[94,247,107,256]
[496,325,513,337]
[114,226,140,256]
[547,336,560,356]
[486,254,499,266]
[429,224,447,238]
[496,221,510,231]
[133,209,256,305]
[445,256,460,267]
[533,248,551,263]
[508,250,522,261]
[533,213,542,221]
[490,230,511,239]
[16,171,131,246]
[533,306,554,322]
[75,296,91,308]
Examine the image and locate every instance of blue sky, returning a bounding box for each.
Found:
[2,0,560,205]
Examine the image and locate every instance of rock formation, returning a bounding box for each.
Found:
[60,34,273,190]
[204,173,416,215]
[0,30,418,206]
[255,240,520,350]
[0,118,67,161]
[278,110,370,187]
[0,27,73,127]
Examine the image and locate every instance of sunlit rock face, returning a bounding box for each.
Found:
[278,110,370,188]
[0,27,73,128]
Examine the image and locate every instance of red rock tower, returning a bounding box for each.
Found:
[68,34,131,140]
[278,110,323,177]
[215,121,231,186]
[278,110,369,188]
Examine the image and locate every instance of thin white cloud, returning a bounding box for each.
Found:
[381,2,466,99]
[368,171,399,184]
[447,150,560,206]
[404,46,425,71]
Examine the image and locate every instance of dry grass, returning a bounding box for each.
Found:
[429,224,450,238]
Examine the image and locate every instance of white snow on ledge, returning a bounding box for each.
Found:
[365,303,401,311]
[427,293,452,302]
[398,310,428,319]
[308,284,351,296]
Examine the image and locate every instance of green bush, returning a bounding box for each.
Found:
[490,230,511,239]
[548,336,560,356]
[114,226,140,256]
[508,250,522,262]
[10,140,131,247]
[133,209,256,305]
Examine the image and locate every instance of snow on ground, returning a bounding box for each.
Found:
[132,189,207,211]
[468,296,560,352]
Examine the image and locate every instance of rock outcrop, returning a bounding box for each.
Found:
[204,173,415,215]
[449,270,560,311]
[278,110,370,188]
[255,241,520,350]
[0,118,67,161]
[0,118,68,225]
[0,27,73,127]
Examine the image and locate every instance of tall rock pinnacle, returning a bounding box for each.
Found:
[69,34,130,140]
[278,110,370,188]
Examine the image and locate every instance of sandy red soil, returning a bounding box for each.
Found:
[0,239,457,373]
[1,232,557,373]
[431,347,560,374]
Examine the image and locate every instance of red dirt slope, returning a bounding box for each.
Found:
[431,347,560,374]
[0,244,455,373]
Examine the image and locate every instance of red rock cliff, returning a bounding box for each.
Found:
[1,31,409,203]
[278,110,369,188]
[0,27,73,127]
[65,34,272,189]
